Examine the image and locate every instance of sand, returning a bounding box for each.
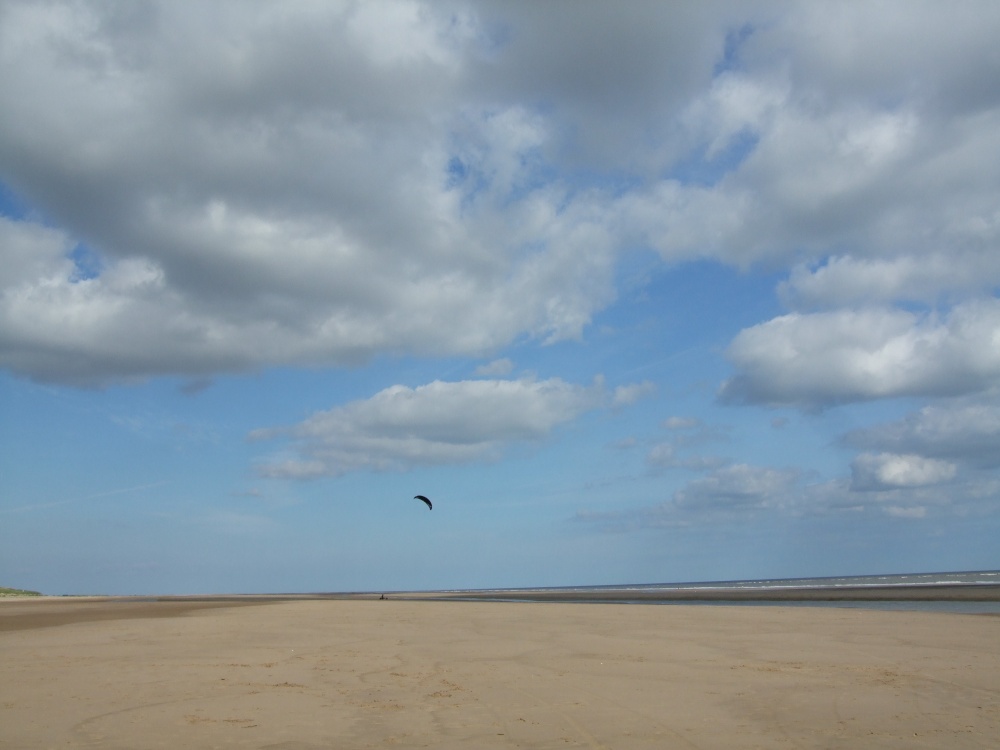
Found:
[1,597,998,749]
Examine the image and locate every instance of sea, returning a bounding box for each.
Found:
[424,570,1000,614]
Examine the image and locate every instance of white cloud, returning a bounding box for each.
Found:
[846,401,1000,469]
[577,462,985,531]
[2,1,1000,391]
[252,376,606,478]
[744,2,1000,112]
[627,75,1000,271]
[0,217,74,288]
[851,452,956,491]
[0,1,620,385]
[780,253,1000,310]
[720,300,1000,407]
[672,464,802,514]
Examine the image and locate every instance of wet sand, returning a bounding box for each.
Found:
[2,597,998,748]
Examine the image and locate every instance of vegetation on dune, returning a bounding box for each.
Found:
[0,586,42,597]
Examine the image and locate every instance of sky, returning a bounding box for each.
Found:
[1,1,999,595]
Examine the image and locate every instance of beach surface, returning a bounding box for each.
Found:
[2,597,998,749]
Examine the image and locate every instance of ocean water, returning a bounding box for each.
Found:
[593,569,1000,592]
[628,570,1000,613]
[433,570,1000,613]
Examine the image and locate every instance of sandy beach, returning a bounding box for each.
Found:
[2,597,998,749]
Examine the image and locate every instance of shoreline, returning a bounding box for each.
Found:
[403,581,1000,603]
[3,582,999,633]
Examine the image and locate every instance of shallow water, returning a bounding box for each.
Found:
[428,570,1000,613]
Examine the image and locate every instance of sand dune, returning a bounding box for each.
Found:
[2,597,998,748]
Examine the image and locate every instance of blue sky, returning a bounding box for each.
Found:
[2,1,999,595]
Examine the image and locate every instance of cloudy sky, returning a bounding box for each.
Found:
[2,1,999,595]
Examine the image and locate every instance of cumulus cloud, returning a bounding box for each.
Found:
[0,1,624,385]
[2,1,1000,393]
[0,216,74,288]
[720,300,1000,407]
[850,452,957,491]
[577,460,983,531]
[252,376,607,478]
[624,7,1000,272]
[672,464,802,515]
[780,253,1000,310]
[845,401,1000,470]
